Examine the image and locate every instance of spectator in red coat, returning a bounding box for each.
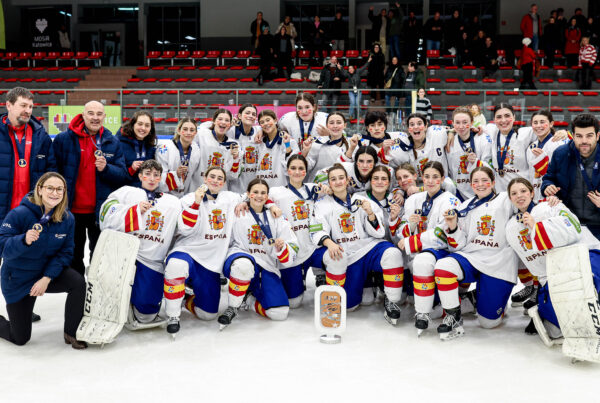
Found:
[565,17,582,66]
[519,37,537,89]
[520,4,542,51]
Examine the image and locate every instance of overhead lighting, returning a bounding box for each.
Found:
[59,11,72,17]
[185,36,196,40]
[118,7,139,11]
[157,40,163,44]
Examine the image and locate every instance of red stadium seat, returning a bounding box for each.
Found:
[16,52,31,65]
[88,51,102,67]
[2,52,17,67]
[426,50,441,66]
[175,50,190,59]
[206,50,221,65]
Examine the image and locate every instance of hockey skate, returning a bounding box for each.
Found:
[315,273,327,287]
[511,285,537,307]
[217,307,238,331]
[383,295,401,325]
[460,290,477,315]
[415,312,431,337]
[437,307,464,341]
[167,317,180,339]
[124,305,166,331]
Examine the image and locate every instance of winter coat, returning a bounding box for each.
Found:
[116,129,157,188]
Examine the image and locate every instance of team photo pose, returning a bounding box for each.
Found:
[278,92,328,146]
[116,111,157,188]
[404,113,449,178]
[228,104,261,193]
[357,110,410,168]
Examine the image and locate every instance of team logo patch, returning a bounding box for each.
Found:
[459,154,469,174]
[244,146,258,164]
[260,153,272,171]
[500,145,514,166]
[559,210,581,233]
[291,200,309,221]
[338,213,355,234]
[209,151,224,169]
[248,224,265,245]
[476,215,495,236]
[145,210,164,232]
[208,209,226,230]
[418,158,429,175]
[518,228,533,251]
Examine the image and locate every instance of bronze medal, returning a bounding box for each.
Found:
[33,223,43,233]
[516,212,524,223]
[268,238,275,245]
[17,159,27,168]
[498,169,505,177]
[414,209,423,216]
[94,150,103,157]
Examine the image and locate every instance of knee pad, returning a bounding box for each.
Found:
[288,295,303,309]
[381,247,403,269]
[266,306,289,321]
[434,257,464,280]
[412,252,437,277]
[165,258,189,279]
[478,315,503,329]
[323,252,347,275]
[230,257,254,281]
[194,308,218,321]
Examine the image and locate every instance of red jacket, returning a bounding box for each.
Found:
[565,28,582,55]
[520,14,542,38]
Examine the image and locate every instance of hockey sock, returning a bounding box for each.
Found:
[518,268,534,287]
[326,271,346,287]
[434,269,460,309]
[381,247,404,302]
[228,276,251,308]
[164,277,186,318]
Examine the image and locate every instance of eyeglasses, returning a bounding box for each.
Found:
[41,186,65,194]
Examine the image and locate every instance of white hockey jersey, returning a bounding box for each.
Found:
[356,190,404,242]
[446,131,493,200]
[306,137,349,182]
[227,124,262,193]
[505,202,599,283]
[355,131,412,169]
[278,111,328,145]
[155,139,202,198]
[526,134,569,202]
[408,125,450,178]
[398,190,461,255]
[194,127,240,190]
[99,186,182,273]
[444,192,519,283]
[310,193,386,265]
[227,208,299,275]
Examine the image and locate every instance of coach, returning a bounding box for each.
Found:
[542,114,600,238]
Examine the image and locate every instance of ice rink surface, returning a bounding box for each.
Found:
[1,274,598,403]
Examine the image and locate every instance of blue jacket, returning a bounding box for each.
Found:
[0,195,75,304]
[116,129,157,188]
[0,114,56,221]
[52,114,127,220]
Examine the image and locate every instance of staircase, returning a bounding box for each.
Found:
[68,67,136,105]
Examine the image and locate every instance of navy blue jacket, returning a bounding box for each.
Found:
[0,114,56,221]
[52,115,127,220]
[0,195,74,304]
[116,129,157,188]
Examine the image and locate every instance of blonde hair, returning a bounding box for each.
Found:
[29,172,69,223]
[173,117,197,142]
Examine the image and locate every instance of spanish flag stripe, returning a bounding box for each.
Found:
[125,205,139,233]
[435,276,458,285]
[533,157,549,174]
[383,267,403,276]
[383,273,404,282]
[413,281,436,291]
[534,222,553,250]
[166,172,177,191]
[413,275,435,283]
[231,162,240,173]
[447,237,458,248]
[377,147,389,165]
[255,301,267,317]
[476,160,483,167]
[414,287,435,297]
[182,210,198,227]
[402,225,411,237]
[326,277,346,287]
[189,202,200,210]
[409,234,423,254]
[326,272,346,281]
[437,282,459,291]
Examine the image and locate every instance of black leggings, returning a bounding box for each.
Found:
[0,268,86,346]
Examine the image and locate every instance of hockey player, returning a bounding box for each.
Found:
[358,110,411,168]
[278,92,328,146]
[433,166,519,340]
[445,107,493,201]
[397,161,461,335]
[314,145,379,193]
[309,163,404,325]
[269,155,345,307]
[99,160,182,329]
[227,104,262,193]
[218,179,299,328]
[394,162,457,198]
[404,113,450,178]
[195,109,240,189]
[155,117,202,198]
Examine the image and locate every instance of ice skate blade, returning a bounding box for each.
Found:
[439,328,465,341]
[320,334,341,344]
[171,334,176,340]
[511,301,524,308]
[384,312,399,326]
[219,323,229,331]
[417,329,425,337]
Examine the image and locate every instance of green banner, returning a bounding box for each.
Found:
[0,0,5,49]
[48,105,122,135]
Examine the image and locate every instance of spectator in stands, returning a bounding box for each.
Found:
[556,8,568,50]
[116,111,157,187]
[403,11,421,62]
[402,61,424,120]
[387,3,404,61]
[415,88,432,122]
[520,4,542,51]
[468,15,482,40]
[543,16,562,67]
[470,103,486,129]
[542,114,600,239]
[368,6,388,57]
[317,56,344,113]
[445,9,465,53]
[309,16,327,66]
[579,37,597,90]
[58,25,71,51]
[277,16,298,53]
[583,18,599,47]
[330,11,347,51]
[343,60,370,121]
[565,18,582,67]
[471,30,487,66]
[274,26,294,79]
[482,36,499,77]
[384,56,405,122]
[572,8,587,29]
[424,11,443,51]
[519,37,537,89]
[251,12,270,52]
[366,43,386,101]
[456,31,472,67]
[52,100,126,276]
[256,26,274,85]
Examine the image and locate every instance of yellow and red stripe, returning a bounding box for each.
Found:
[164,277,186,300]
[389,217,401,236]
[518,268,534,284]
[184,295,197,317]
[125,205,139,233]
[228,276,250,297]
[401,224,411,238]
[181,208,199,228]
[476,159,484,168]
[408,234,423,254]
[413,275,436,297]
[434,269,458,291]
[533,156,549,177]
[277,245,290,263]
[165,172,178,191]
[533,222,553,250]
[447,236,458,248]
[383,267,404,288]
[326,272,346,287]
[254,301,268,318]
[377,147,389,165]
[231,161,240,173]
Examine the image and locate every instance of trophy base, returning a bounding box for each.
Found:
[320,334,341,344]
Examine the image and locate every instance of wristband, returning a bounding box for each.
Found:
[285,141,291,148]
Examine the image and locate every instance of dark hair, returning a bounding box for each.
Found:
[139,159,163,174]
[327,163,348,181]
[355,145,379,165]
[295,92,317,119]
[258,109,278,123]
[507,177,534,194]
[406,113,428,127]
[209,108,233,131]
[493,103,515,118]
[247,178,269,193]
[369,165,391,183]
[470,165,495,181]
[531,109,555,134]
[364,110,387,128]
[6,87,33,104]
[408,61,418,69]
[238,103,257,115]
[572,113,600,134]
[422,160,445,177]
[326,112,350,150]
[121,111,157,148]
[287,154,308,170]
[205,166,227,181]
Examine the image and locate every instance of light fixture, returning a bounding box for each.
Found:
[117,7,139,11]
[185,36,196,40]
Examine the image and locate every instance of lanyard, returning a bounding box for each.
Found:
[145,189,160,206]
[32,209,54,232]
[203,189,219,202]
[264,132,283,149]
[135,140,146,159]
[212,130,237,149]
[455,192,496,218]
[496,129,515,172]
[299,119,315,141]
[249,208,275,244]
[12,127,27,167]
[532,133,553,150]
[516,201,536,223]
[420,189,444,217]
[175,140,192,166]
[458,132,477,154]
[315,137,343,146]
[235,125,253,139]
[333,193,362,212]
[367,190,390,211]
[574,147,600,192]
[287,183,319,202]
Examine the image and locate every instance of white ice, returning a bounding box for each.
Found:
[1,273,598,403]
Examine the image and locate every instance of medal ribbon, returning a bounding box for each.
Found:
[496,129,515,173]
[249,208,274,242]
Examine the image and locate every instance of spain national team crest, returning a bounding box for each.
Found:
[518,228,532,251]
[248,224,265,245]
[476,215,495,236]
[244,146,258,164]
[209,151,224,169]
[338,213,355,233]
[418,158,429,175]
[260,153,272,171]
[291,200,309,221]
[500,146,514,166]
[145,210,164,232]
[459,154,469,174]
[208,208,226,230]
